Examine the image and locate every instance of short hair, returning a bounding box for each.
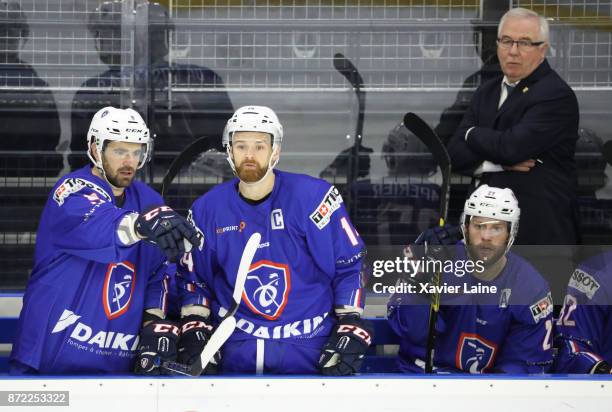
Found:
[498,7,549,43]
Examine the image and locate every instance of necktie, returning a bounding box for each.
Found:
[499,83,516,108]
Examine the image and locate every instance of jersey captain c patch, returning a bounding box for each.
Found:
[103,261,136,320]
[243,260,291,321]
[455,332,498,373]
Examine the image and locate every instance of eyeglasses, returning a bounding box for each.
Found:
[497,37,545,51]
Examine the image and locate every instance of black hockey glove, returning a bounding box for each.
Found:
[414,224,462,247]
[318,315,373,376]
[177,315,220,375]
[134,320,181,376]
[135,205,201,262]
[403,224,461,268]
[400,224,462,294]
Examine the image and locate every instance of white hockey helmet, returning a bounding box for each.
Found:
[222,105,283,149]
[222,106,283,183]
[87,106,151,170]
[460,184,521,252]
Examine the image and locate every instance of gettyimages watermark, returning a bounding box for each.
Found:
[369,254,493,295]
[369,245,499,296]
[366,244,612,305]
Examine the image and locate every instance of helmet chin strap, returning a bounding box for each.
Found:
[91,143,110,182]
[226,144,280,187]
[92,147,123,195]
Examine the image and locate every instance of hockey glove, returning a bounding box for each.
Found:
[403,224,461,269]
[318,315,373,376]
[177,315,220,375]
[134,320,181,376]
[400,224,461,295]
[414,224,462,247]
[135,205,202,262]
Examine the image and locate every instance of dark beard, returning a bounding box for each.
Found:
[102,159,135,188]
[236,161,267,183]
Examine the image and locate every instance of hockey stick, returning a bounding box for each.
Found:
[333,53,369,218]
[602,140,612,166]
[160,232,262,376]
[333,53,366,183]
[333,53,365,145]
[403,113,451,225]
[402,112,451,373]
[161,135,214,199]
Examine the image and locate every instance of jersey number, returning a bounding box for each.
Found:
[340,217,359,246]
[556,294,577,327]
[180,252,194,272]
[543,319,553,350]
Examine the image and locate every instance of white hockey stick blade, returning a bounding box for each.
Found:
[160,233,261,377]
[198,232,260,371]
[233,232,261,303]
[200,316,237,369]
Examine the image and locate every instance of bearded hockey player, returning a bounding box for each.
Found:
[10,106,200,374]
[554,251,612,374]
[388,185,553,373]
[176,106,372,375]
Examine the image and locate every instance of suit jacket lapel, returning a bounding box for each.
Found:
[480,76,502,128]
[495,59,551,121]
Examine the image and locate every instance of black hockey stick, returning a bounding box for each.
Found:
[332,53,371,218]
[160,232,261,376]
[333,53,365,145]
[161,135,214,199]
[403,113,451,225]
[603,140,612,166]
[403,112,451,373]
[333,53,367,184]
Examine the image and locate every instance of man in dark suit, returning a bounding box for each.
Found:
[447,7,579,245]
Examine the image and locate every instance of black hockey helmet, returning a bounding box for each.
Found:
[382,122,437,176]
[576,127,606,192]
[88,1,174,65]
[0,0,29,54]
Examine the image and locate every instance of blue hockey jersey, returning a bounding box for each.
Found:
[10,167,170,374]
[179,170,366,348]
[388,244,553,373]
[554,252,612,373]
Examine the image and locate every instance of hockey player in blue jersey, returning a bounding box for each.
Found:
[388,185,554,373]
[554,252,612,374]
[175,105,372,375]
[10,106,200,374]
